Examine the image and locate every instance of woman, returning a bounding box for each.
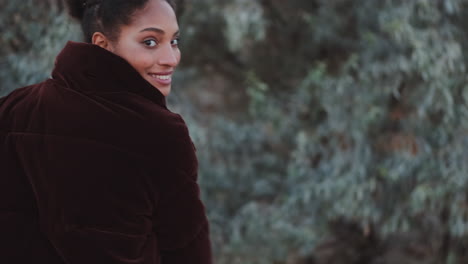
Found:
[0,0,212,263]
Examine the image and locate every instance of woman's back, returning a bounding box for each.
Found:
[0,1,212,262]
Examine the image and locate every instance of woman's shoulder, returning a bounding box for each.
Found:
[91,90,189,134]
[89,91,195,163]
[1,78,189,142]
[0,82,45,108]
[0,80,50,132]
[59,89,194,155]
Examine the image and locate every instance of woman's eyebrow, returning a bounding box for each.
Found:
[140,27,180,36]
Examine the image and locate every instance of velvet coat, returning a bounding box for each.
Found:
[0,41,212,264]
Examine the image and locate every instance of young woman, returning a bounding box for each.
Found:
[0,0,212,263]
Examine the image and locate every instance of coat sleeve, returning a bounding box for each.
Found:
[155,167,213,264]
[14,133,158,264]
[153,116,213,264]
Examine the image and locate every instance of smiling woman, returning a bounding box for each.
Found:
[91,0,181,96]
[73,0,180,96]
[0,0,212,263]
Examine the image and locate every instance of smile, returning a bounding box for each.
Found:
[148,73,173,85]
[149,74,172,80]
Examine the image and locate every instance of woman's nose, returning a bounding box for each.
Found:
[157,44,179,67]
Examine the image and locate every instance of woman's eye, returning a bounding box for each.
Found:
[171,38,180,46]
[143,39,157,47]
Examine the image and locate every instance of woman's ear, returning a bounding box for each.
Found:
[92,32,114,52]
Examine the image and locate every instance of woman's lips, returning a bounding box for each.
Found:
[149,72,172,85]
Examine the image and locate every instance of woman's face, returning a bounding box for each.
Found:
[108,0,180,97]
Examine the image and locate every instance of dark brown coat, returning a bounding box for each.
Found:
[0,41,212,264]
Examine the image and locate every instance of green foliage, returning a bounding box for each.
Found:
[0,0,80,96]
[184,0,468,262]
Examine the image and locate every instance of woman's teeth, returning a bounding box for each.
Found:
[150,74,171,80]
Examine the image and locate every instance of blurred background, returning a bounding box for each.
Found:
[2,0,468,263]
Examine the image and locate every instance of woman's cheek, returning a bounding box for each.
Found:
[133,52,154,70]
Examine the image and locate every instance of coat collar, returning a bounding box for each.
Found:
[51,41,167,108]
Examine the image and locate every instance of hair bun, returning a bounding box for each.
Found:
[65,0,100,20]
[65,0,86,20]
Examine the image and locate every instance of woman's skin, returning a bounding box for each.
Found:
[92,0,181,97]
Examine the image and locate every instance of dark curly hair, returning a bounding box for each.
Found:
[65,0,176,43]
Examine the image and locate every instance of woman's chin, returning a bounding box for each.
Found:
[155,85,171,97]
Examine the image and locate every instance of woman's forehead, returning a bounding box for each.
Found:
[130,0,179,34]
